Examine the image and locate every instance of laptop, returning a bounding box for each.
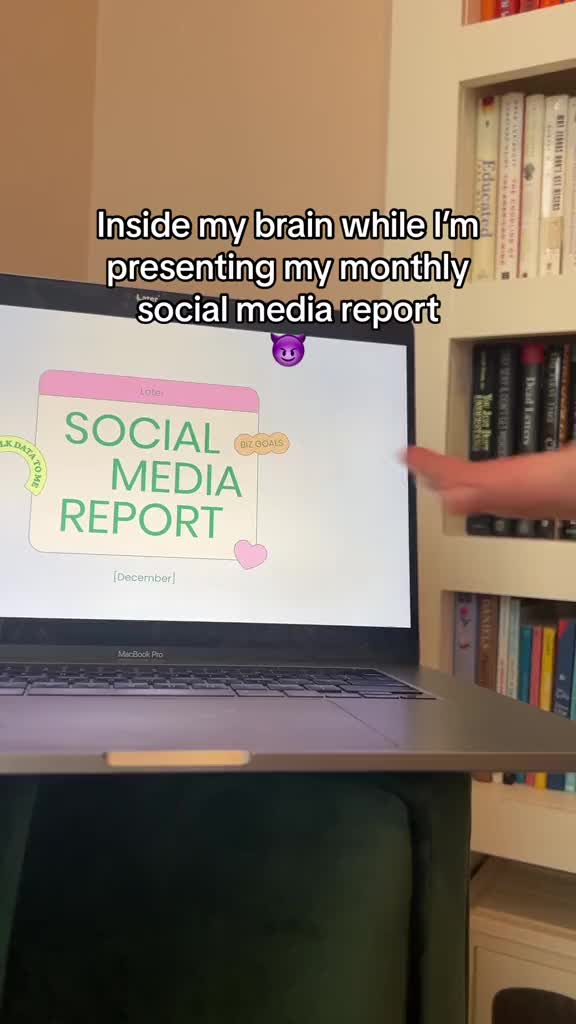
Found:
[0,273,575,776]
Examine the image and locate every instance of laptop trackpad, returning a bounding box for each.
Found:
[0,696,398,754]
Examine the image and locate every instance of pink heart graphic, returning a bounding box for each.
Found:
[234,540,268,570]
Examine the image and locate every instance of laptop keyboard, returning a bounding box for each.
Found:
[0,665,433,699]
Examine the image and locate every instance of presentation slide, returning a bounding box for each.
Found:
[0,305,410,627]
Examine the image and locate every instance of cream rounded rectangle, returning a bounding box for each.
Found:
[30,371,260,560]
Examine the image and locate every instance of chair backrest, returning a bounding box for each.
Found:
[493,988,576,1024]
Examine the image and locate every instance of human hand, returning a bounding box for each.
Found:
[403,444,576,521]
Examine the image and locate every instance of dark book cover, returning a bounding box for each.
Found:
[493,344,518,536]
[547,618,576,790]
[467,345,497,536]
[561,344,576,539]
[536,345,562,538]
[516,343,545,538]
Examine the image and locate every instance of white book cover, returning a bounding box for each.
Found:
[506,598,521,700]
[518,95,545,279]
[472,96,500,282]
[562,97,576,275]
[496,596,511,696]
[539,94,569,277]
[495,93,525,281]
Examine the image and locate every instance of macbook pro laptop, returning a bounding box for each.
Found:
[0,273,575,776]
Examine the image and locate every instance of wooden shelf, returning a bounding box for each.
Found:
[457,5,576,86]
[436,536,576,604]
[387,0,576,872]
[472,781,576,875]
[450,277,576,341]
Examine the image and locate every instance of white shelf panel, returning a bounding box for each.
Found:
[457,5,576,86]
[472,780,576,875]
[450,277,576,340]
[437,536,576,603]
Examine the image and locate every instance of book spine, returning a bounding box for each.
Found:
[561,343,576,539]
[547,619,576,789]
[472,97,501,281]
[539,95,569,276]
[467,346,497,536]
[562,97,576,274]
[519,95,545,278]
[496,93,525,280]
[482,0,498,15]
[497,596,511,694]
[516,623,534,783]
[477,596,500,691]
[534,624,557,789]
[453,594,478,683]
[564,648,576,792]
[493,345,518,536]
[540,0,561,5]
[526,624,543,786]
[536,345,562,537]
[506,598,521,698]
[519,0,540,8]
[477,594,499,785]
[497,0,520,11]
[516,344,545,537]
[555,343,572,538]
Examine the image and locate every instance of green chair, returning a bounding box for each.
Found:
[1,772,470,1023]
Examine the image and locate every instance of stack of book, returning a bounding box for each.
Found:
[453,593,576,791]
[467,340,576,539]
[481,0,575,20]
[472,91,576,281]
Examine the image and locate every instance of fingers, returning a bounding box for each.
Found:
[402,444,576,520]
[402,447,476,489]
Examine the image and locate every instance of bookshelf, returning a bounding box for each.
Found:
[385,0,576,872]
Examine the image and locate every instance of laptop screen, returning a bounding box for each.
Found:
[0,297,411,630]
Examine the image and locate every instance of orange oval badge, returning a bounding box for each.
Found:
[234,432,290,456]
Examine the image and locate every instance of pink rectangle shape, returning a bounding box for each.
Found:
[39,370,259,413]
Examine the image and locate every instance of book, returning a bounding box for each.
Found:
[534,624,557,789]
[477,594,500,785]
[497,0,520,11]
[472,97,501,281]
[482,0,498,15]
[519,95,545,278]
[497,596,511,694]
[496,93,525,280]
[526,624,543,786]
[516,344,545,537]
[561,343,576,539]
[519,0,540,8]
[562,97,576,274]
[536,345,563,537]
[453,594,478,682]
[506,598,521,698]
[565,650,576,792]
[493,345,518,536]
[467,345,497,536]
[539,95,569,276]
[478,596,500,691]
[516,623,534,783]
[547,619,576,789]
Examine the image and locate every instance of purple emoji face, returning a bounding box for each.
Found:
[271,334,306,367]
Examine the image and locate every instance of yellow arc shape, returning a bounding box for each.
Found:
[0,436,47,495]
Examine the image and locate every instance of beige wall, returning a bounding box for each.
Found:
[88,0,392,300]
[1,1,392,296]
[0,1,98,281]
